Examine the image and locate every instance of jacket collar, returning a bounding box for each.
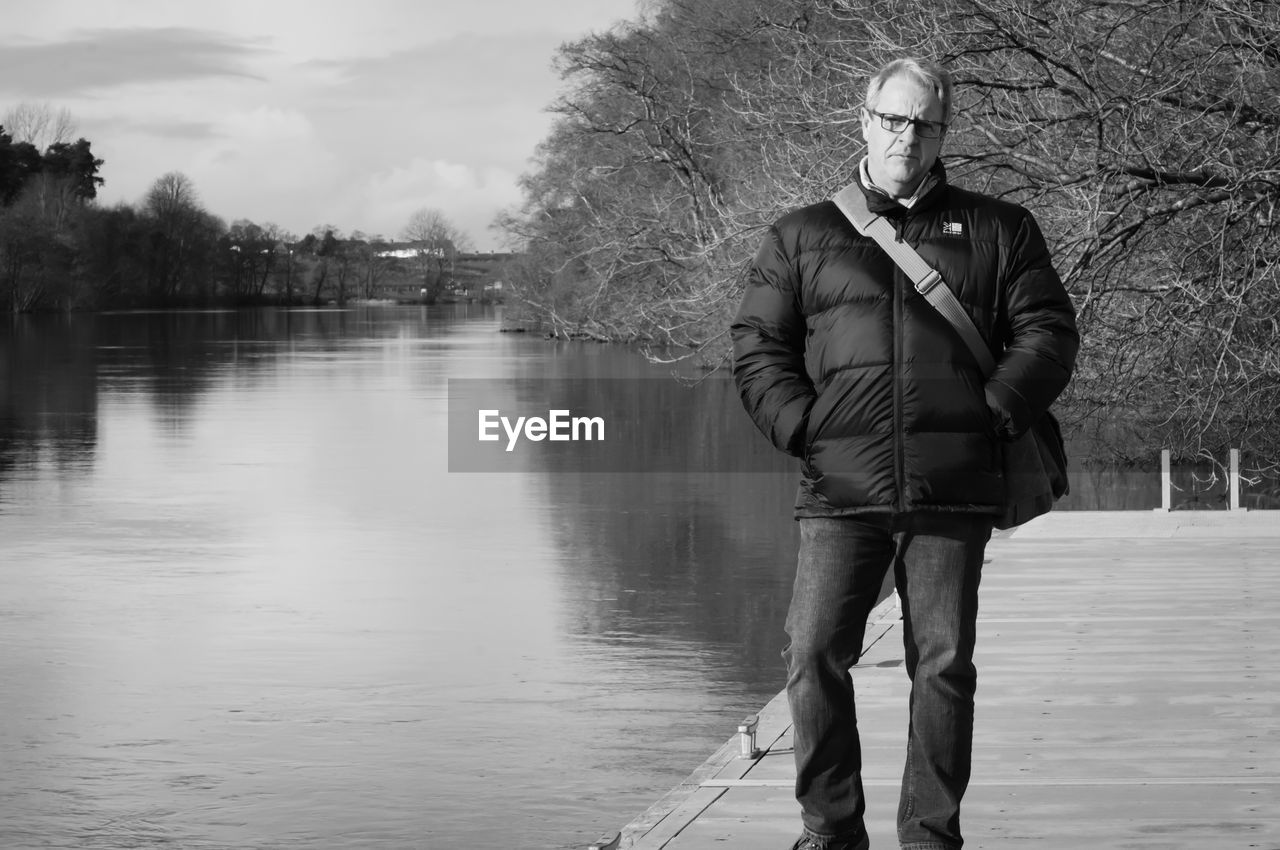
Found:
[857,158,948,216]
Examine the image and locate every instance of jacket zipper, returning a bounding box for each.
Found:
[893,261,906,512]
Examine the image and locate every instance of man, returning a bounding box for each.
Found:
[730,58,1079,850]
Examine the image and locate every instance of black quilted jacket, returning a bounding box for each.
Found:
[731,162,1079,518]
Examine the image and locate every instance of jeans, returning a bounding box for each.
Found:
[785,513,992,850]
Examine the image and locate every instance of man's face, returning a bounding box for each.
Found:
[860,74,946,198]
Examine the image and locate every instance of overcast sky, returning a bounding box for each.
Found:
[1,0,641,250]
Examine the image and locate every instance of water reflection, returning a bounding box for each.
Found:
[541,473,796,662]
[0,313,99,486]
[0,306,803,850]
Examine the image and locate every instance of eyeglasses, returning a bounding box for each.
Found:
[866,109,948,139]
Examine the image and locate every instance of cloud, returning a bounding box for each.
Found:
[294,30,582,206]
[358,158,523,246]
[186,106,339,233]
[0,27,266,99]
[214,106,314,147]
[112,118,220,141]
[302,31,571,158]
[322,31,563,103]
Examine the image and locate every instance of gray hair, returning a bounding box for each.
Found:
[865,58,955,125]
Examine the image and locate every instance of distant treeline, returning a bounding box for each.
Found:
[0,130,492,311]
[499,0,1280,466]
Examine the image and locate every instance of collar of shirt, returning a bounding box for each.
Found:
[858,156,931,209]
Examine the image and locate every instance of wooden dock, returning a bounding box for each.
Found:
[600,510,1280,850]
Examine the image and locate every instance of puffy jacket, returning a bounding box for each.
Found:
[731,162,1079,518]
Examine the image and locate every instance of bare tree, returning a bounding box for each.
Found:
[950,0,1279,468]
[259,223,296,301]
[401,208,472,251]
[400,208,472,301]
[738,0,1280,463]
[347,231,391,300]
[142,172,218,302]
[509,0,1280,464]
[2,102,76,151]
[501,0,788,348]
[225,219,281,299]
[301,225,342,304]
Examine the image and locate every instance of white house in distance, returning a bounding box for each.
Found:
[375,242,447,259]
[368,245,517,301]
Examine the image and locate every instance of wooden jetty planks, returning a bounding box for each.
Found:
[620,596,903,849]
[619,512,1280,850]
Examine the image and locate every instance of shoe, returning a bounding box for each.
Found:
[789,832,870,850]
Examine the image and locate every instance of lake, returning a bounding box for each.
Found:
[1,305,811,850]
[0,304,1262,850]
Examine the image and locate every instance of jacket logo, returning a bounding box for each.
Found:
[942,221,964,237]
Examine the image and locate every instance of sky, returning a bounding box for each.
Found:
[0,0,643,251]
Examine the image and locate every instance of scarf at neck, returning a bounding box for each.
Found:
[858,156,940,210]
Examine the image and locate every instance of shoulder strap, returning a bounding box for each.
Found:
[831,182,998,377]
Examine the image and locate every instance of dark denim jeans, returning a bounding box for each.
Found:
[785,513,992,850]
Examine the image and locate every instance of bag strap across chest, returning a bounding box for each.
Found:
[831,182,998,377]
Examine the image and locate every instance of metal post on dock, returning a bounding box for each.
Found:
[1230,448,1244,511]
[738,714,761,759]
[1158,449,1172,511]
[587,832,620,850]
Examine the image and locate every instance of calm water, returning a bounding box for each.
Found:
[0,305,806,850]
[0,305,1263,850]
